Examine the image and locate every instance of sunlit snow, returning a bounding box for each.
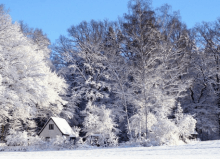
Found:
[1,140,220,159]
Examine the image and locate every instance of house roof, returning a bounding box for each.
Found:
[38,117,77,137]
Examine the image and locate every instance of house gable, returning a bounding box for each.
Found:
[38,117,76,139]
[38,119,63,138]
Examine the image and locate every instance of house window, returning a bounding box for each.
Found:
[46,137,50,141]
[49,124,54,130]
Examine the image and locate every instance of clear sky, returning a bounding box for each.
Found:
[1,0,220,44]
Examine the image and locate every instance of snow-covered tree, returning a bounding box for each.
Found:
[0,5,67,134]
[182,20,220,140]
[82,102,118,146]
[52,20,120,128]
[121,0,191,140]
[174,103,197,142]
[19,21,53,68]
[129,103,196,146]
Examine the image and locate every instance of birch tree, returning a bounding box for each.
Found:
[122,1,193,139]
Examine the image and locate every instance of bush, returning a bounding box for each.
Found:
[128,105,197,147]
[5,129,45,147]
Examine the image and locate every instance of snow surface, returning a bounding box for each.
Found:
[1,140,220,159]
[51,117,76,137]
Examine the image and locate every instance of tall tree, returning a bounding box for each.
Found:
[0,5,67,135]
[121,1,193,139]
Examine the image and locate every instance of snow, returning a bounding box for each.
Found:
[51,117,76,137]
[1,140,220,159]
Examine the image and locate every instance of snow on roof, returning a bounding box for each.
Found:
[51,117,77,137]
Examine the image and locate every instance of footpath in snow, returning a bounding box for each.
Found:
[0,140,220,159]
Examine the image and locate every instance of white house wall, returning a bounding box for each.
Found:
[39,119,63,139]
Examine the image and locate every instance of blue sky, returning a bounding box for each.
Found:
[1,0,220,43]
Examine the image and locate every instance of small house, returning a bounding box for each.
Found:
[38,117,76,140]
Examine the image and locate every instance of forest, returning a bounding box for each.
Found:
[0,0,220,148]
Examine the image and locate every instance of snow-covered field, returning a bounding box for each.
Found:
[1,140,220,159]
